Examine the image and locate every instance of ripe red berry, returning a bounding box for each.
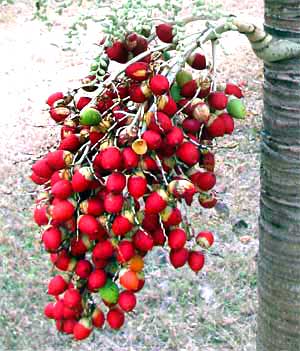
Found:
[181,80,198,98]
[206,115,226,137]
[168,228,187,249]
[88,270,107,292]
[187,52,206,70]
[145,190,168,214]
[80,198,104,216]
[93,240,114,260]
[117,240,135,263]
[142,130,162,150]
[129,83,152,103]
[49,106,70,123]
[128,174,148,199]
[73,318,93,340]
[195,172,216,191]
[34,206,49,226]
[146,111,173,134]
[63,319,77,334]
[156,23,174,43]
[165,126,184,147]
[51,179,73,199]
[42,226,62,252]
[169,248,189,268]
[99,147,123,171]
[182,118,202,133]
[225,83,243,98]
[104,192,124,213]
[32,158,53,179]
[152,228,166,246]
[75,259,93,279]
[72,167,93,192]
[188,251,205,272]
[46,92,64,106]
[125,62,149,81]
[157,95,177,116]
[118,291,137,312]
[63,288,81,309]
[208,92,228,110]
[58,134,81,152]
[48,275,68,296]
[149,75,170,95]
[106,172,126,193]
[78,214,100,240]
[50,199,75,222]
[92,307,105,328]
[176,142,200,166]
[47,150,73,170]
[122,147,139,169]
[107,308,125,329]
[112,215,133,236]
[133,230,154,252]
[44,302,55,319]
[196,231,214,248]
[106,41,129,63]
[219,112,234,134]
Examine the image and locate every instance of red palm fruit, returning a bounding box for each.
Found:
[139,155,159,172]
[195,172,216,191]
[88,270,107,291]
[168,228,187,249]
[51,250,76,271]
[135,272,145,292]
[182,118,202,133]
[188,251,205,272]
[73,318,93,340]
[50,199,75,222]
[178,98,193,116]
[47,150,73,170]
[133,35,148,56]
[30,172,48,185]
[106,172,126,193]
[152,228,166,246]
[112,214,133,236]
[76,96,91,110]
[70,235,92,256]
[80,198,104,216]
[191,99,210,123]
[206,115,226,137]
[92,307,105,328]
[61,120,77,139]
[93,240,114,260]
[161,206,182,227]
[63,304,79,319]
[42,226,62,252]
[106,41,128,63]
[133,230,154,252]
[49,106,70,123]
[187,52,206,70]
[89,127,104,145]
[63,288,81,309]
[58,134,81,152]
[32,158,53,179]
[50,169,71,187]
[125,62,149,81]
[196,231,214,248]
[44,302,55,319]
[125,32,138,50]
[52,300,65,320]
[165,126,184,147]
[129,83,152,103]
[92,254,108,269]
[63,319,77,334]
[170,248,189,268]
[48,275,68,296]
[176,142,200,166]
[149,75,170,95]
[157,95,177,116]
[104,193,124,213]
[75,259,93,279]
[156,23,174,43]
[107,308,125,329]
[119,269,139,290]
[78,215,100,240]
[100,147,122,171]
[145,190,168,214]
[145,111,173,134]
[208,92,228,110]
[117,240,135,263]
[199,85,211,99]
[122,147,139,169]
[142,213,159,232]
[181,80,198,98]
[200,151,215,172]
[118,291,137,312]
[219,112,234,134]
[128,173,147,199]
[72,167,93,193]
[47,92,64,106]
[33,206,49,226]
[198,191,217,208]
[225,83,243,98]
[51,179,73,199]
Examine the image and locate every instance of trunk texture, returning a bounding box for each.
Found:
[258,0,300,350]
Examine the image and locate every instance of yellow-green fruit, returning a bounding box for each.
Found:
[80,108,101,126]
[226,99,246,119]
[99,279,119,304]
[170,83,183,102]
[176,70,193,88]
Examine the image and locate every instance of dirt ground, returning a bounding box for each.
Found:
[0,1,263,350]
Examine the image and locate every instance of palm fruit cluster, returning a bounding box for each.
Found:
[31,21,246,340]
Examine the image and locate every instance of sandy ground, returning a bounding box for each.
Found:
[0,1,263,350]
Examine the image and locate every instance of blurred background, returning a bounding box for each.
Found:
[0,0,262,350]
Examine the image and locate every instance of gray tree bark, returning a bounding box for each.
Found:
[257,0,300,350]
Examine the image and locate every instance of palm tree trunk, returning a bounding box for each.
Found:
[258,0,300,349]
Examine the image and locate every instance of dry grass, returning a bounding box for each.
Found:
[0,0,263,349]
